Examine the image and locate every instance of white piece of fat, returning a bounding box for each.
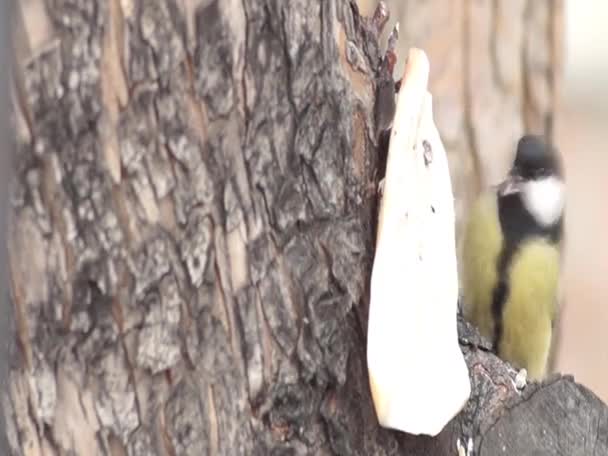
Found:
[367,48,470,436]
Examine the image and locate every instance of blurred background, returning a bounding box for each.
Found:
[359,0,608,401]
[555,0,608,402]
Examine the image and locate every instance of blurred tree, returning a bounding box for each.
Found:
[4,1,607,455]
[360,0,562,247]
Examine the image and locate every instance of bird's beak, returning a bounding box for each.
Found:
[498,173,524,196]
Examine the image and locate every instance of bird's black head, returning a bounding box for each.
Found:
[498,134,565,230]
[511,135,562,181]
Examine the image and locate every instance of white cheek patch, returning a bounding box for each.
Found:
[522,177,565,227]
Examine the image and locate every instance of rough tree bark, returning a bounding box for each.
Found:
[4,1,607,456]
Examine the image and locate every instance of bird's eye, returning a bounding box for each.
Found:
[536,167,547,177]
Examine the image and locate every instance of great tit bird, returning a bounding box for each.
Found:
[462,135,565,380]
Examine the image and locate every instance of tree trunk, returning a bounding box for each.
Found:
[4,1,607,455]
